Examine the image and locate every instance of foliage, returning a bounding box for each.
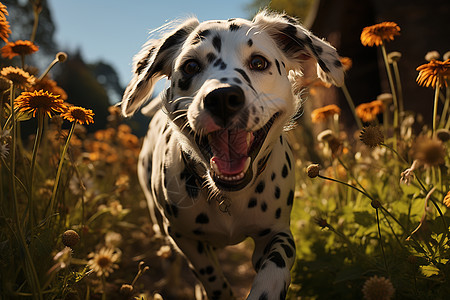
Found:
[287,21,450,300]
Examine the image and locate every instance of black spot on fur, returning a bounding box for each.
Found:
[315,44,323,54]
[275,208,282,219]
[206,266,214,274]
[207,52,217,63]
[255,181,265,193]
[135,47,155,75]
[261,202,267,212]
[195,213,209,224]
[247,39,253,47]
[212,35,222,52]
[248,197,257,208]
[259,292,268,300]
[165,133,171,143]
[281,244,294,258]
[259,228,271,236]
[280,289,287,300]
[275,59,282,75]
[282,14,298,25]
[199,268,206,275]
[282,164,288,178]
[318,59,330,73]
[229,23,240,31]
[233,77,242,84]
[180,165,199,198]
[275,186,281,199]
[212,290,222,299]
[285,152,292,169]
[220,77,228,83]
[227,18,236,22]
[281,61,286,68]
[191,29,211,45]
[279,135,283,144]
[287,237,295,249]
[165,203,179,218]
[234,68,251,85]
[271,172,276,181]
[159,28,189,53]
[193,229,205,235]
[334,59,343,67]
[268,251,286,268]
[214,58,227,70]
[178,77,193,91]
[197,241,204,254]
[254,116,260,124]
[287,190,294,206]
[208,276,217,282]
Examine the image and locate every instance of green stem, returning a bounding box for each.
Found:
[30,9,40,43]
[48,122,75,217]
[340,83,363,129]
[392,61,404,114]
[38,59,58,81]
[318,174,374,201]
[380,44,399,150]
[432,80,440,136]
[376,208,389,273]
[28,111,45,230]
[438,85,449,129]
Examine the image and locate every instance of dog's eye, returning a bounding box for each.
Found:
[249,55,268,71]
[183,60,202,75]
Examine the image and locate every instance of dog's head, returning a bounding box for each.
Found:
[122,11,344,192]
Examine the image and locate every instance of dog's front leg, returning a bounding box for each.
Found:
[169,234,235,300]
[247,230,296,300]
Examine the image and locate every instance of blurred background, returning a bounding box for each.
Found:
[1,0,449,135]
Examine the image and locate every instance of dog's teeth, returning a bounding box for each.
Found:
[243,157,251,173]
[210,159,222,176]
[246,132,253,147]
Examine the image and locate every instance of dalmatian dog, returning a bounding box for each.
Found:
[121,10,343,300]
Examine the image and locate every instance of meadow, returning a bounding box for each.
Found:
[0,2,449,300]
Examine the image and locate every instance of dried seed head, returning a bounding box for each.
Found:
[425,51,440,62]
[387,51,402,63]
[360,125,384,148]
[436,129,450,142]
[62,230,80,248]
[362,275,395,300]
[371,200,381,209]
[56,52,68,63]
[120,284,134,297]
[307,164,320,178]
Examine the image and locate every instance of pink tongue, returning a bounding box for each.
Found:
[210,129,249,175]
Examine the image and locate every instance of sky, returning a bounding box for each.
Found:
[46,0,255,89]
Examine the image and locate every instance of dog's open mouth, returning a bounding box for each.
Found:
[196,113,279,190]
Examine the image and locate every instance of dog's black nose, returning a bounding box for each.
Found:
[203,86,245,126]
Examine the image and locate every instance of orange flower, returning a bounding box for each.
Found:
[444,191,450,208]
[15,90,67,118]
[61,106,95,125]
[340,57,353,72]
[1,40,39,59]
[311,104,341,123]
[0,66,35,89]
[356,100,385,122]
[31,77,68,100]
[0,3,8,17]
[0,19,10,43]
[416,59,450,88]
[361,22,400,47]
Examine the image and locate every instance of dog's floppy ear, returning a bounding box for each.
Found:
[121,18,199,116]
[253,11,344,86]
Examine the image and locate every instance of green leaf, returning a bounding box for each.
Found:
[420,264,440,277]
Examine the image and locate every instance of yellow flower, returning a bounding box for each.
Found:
[87,247,120,277]
[416,59,450,88]
[31,76,68,100]
[356,100,385,122]
[15,90,67,118]
[0,66,35,89]
[340,57,353,72]
[311,104,341,123]
[443,191,450,208]
[361,22,400,47]
[61,105,94,125]
[0,3,10,43]
[1,40,39,59]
